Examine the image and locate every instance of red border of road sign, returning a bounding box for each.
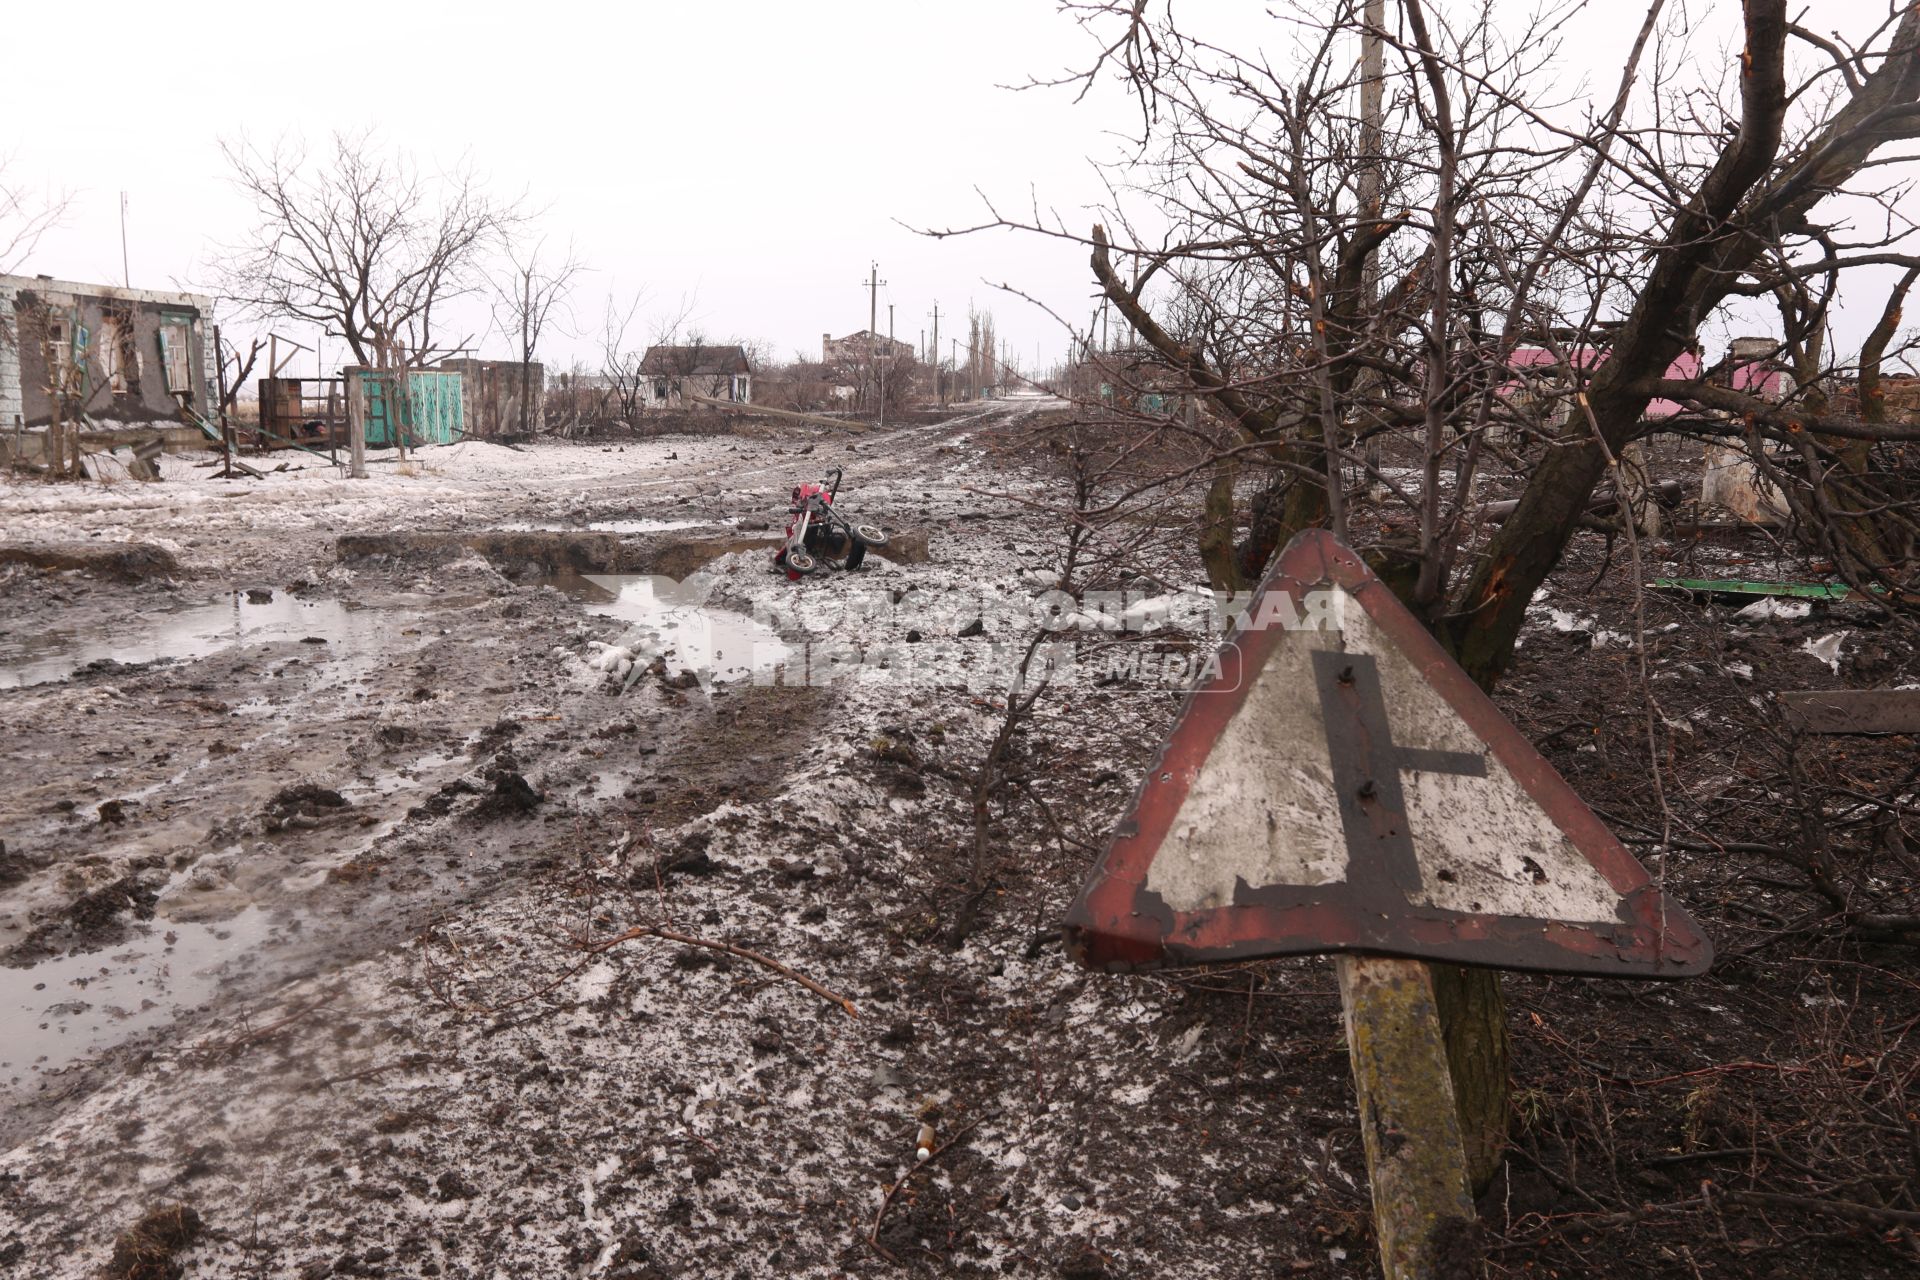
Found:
[1062,529,1713,979]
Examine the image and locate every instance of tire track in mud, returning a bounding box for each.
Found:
[0,404,1047,1143]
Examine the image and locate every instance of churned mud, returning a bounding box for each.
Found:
[1,404,1915,1278]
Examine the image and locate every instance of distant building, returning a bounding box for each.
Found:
[638,344,753,409]
[1,273,218,431]
[822,329,914,368]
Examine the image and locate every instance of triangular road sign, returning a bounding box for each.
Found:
[1064,529,1711,978]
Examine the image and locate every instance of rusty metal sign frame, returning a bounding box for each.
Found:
[1063,529,1713,979]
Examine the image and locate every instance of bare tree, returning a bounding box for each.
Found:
[0,160,68,439]
[489,235,584,435]
[218,331,264,419]
[950,0,1920,1194]
[599,289,652,425]
[965,307,997,400]
[217,130,519,369]
[980,0,1920,652]
[0,158,65,275]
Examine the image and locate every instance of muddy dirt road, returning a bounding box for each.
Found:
[5,402,1915,1280]
[11,401,1332,1280]
[0,403,1020,1109]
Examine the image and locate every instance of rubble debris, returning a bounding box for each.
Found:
[1734,597,1812,621]
[124,439,166,483]
[1800,631,1850,673]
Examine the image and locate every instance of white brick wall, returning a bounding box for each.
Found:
[199,310,220,418]
[0,282,21,433]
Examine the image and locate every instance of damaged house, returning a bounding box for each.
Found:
[1,274,218,441]
[638,344,752,409]
[821,329,914,367]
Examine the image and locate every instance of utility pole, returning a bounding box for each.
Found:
[119,192,130,288]
[863,261,886,422]
[930,301,942,409]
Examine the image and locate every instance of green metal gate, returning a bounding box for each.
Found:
[362,371,464,448]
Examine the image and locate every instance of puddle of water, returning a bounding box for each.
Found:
[0,907,274,1086]
[0,591,391,689]
[493,518,723,534]
[539,570,787,684]
[589,770,633,800]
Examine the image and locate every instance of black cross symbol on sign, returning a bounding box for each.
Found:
[1310,649,1487,903]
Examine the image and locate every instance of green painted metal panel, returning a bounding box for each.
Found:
[1648,577,1872,601]
[362,371,464,448]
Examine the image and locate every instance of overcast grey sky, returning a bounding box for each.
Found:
[2,0,1144,378]
[2,0,1911,378]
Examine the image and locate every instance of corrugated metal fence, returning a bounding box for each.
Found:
[361,370,465,447]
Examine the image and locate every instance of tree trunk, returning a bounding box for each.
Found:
[1617,440,1664,539]
[1430,962,1509,1194]
[1824,266,1920,579]
[1199,457,1244,593]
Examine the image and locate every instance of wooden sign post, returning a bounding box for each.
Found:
[1063,530,1711,1277]
[1338,955,1475,1275]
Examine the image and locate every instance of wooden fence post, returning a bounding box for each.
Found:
[346,369,367,479]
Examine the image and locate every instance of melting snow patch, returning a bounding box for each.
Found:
[575,962,619,1004]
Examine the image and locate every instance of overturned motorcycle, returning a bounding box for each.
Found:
[774,467,888,579]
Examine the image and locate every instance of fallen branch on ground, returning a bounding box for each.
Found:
[1624,1061,1814,1088]
[188,990,341,1063]
[585,925,861,1019]
[1724,1188,1920,1229]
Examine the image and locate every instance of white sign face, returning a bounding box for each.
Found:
[1066,529,1711,978]
[1143,590,1623,925]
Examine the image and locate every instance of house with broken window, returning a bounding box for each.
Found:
[637,344,752,409]
[1,274,219,439]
